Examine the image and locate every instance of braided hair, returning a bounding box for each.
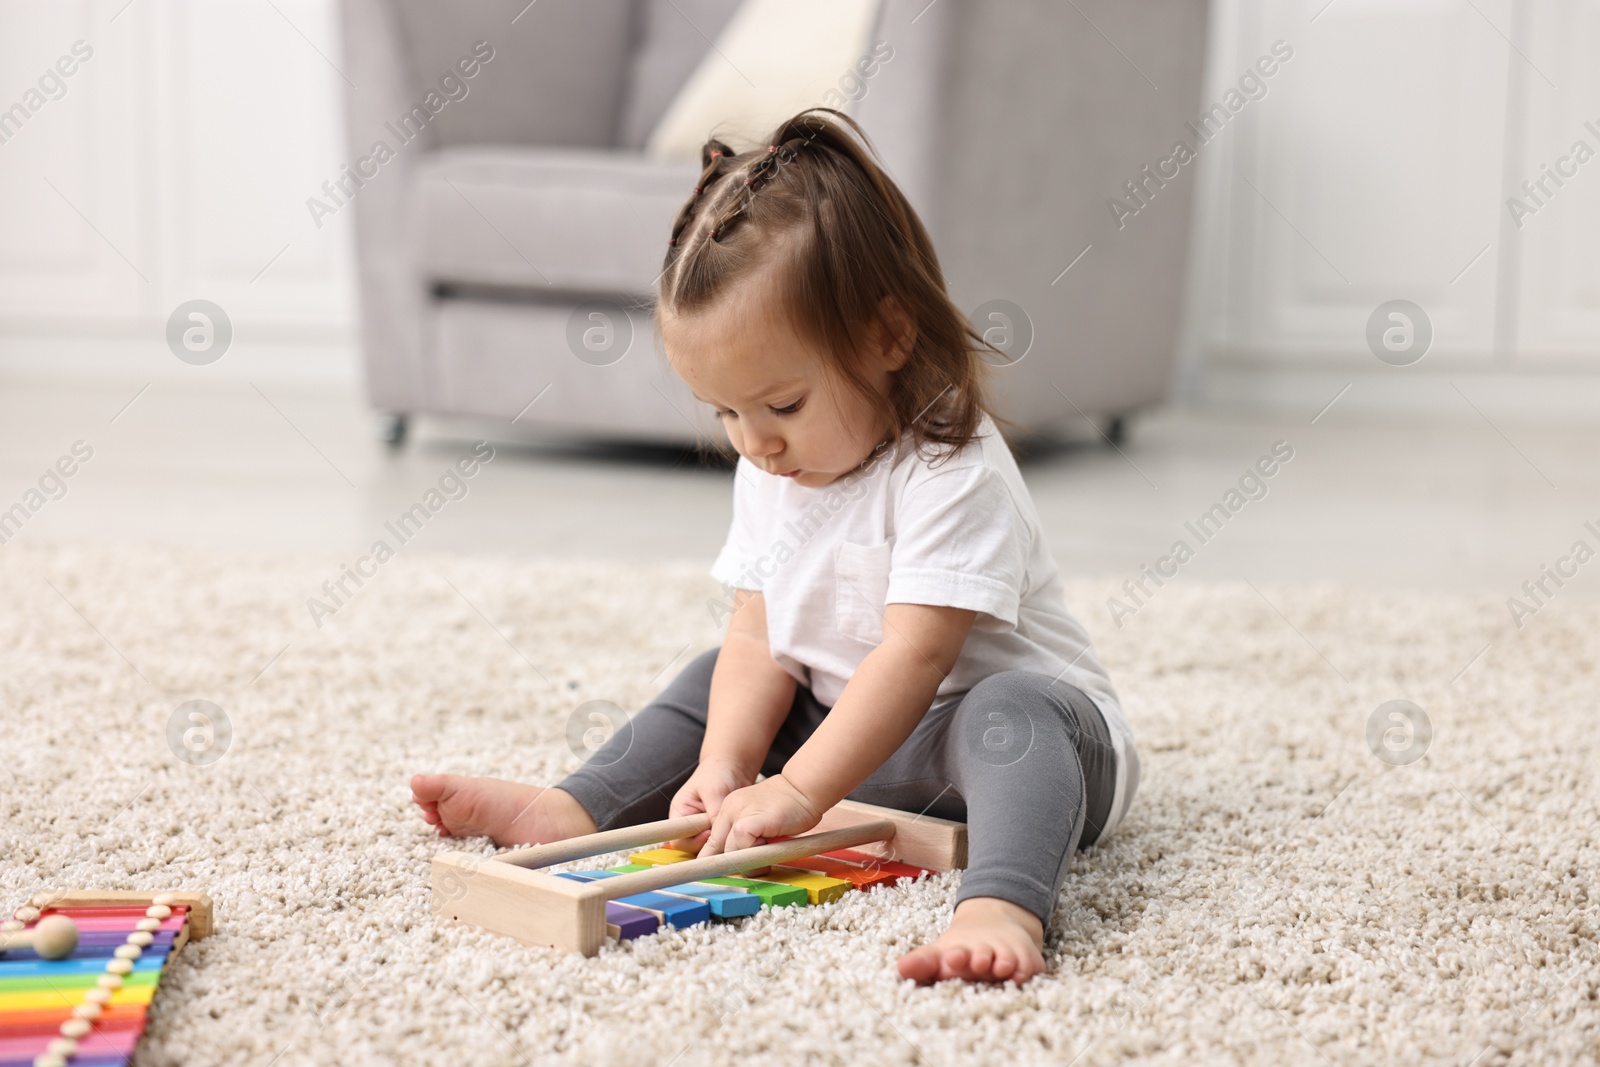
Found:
[665,140,735,249]
[666,134,815,251]
[654,108,1017,467]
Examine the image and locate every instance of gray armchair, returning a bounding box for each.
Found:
[337,0,1209,448]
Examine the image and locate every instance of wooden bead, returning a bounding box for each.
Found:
[73,1001,103,1020]
[59,1019,90,1039]
[13,907,39,922]
[84,987,113,1004]
[136,918,161,932]
[128,931,154,947]
[1,915,79,960]
[46,1038,76,1056]
[145,905,172,919]
[105,958,133,975]
[152,893,176,905]
[114,944,142,960]
[96,974,123,990]
[32,1054,66,1067]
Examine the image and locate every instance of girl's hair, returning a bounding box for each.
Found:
[652,107,1020,467]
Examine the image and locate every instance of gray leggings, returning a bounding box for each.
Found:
[556,646,1120,924]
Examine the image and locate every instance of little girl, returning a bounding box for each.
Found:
[412,108,1139,986]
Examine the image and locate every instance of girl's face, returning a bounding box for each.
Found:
[661,263,912,488]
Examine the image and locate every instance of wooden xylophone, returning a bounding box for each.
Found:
[432,798,967,956]
[0,892,213,1067]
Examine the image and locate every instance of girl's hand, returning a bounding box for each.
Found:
[667,759,755,853]
[698,774,823,858]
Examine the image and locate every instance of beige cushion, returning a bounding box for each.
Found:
[644,0,881,160]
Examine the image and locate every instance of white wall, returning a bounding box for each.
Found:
[1181,0,1600,416]
[0,0,358,387]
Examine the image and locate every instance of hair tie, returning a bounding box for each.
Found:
[767,144,779,154]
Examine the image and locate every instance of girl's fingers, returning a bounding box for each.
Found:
[699,813,732,858]
[726,817,769,853]
[666,828,711,854]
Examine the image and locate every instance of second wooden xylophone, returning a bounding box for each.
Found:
[432,797,967,956]
[0,891,212,1067]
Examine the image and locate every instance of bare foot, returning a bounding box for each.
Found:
[896,897,1048,986]
[410,773,597,847]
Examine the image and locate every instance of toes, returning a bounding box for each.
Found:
[412,776,446,831]
[410,773,442,802]
[940,946,971,981]
[415,774,474,835]
[903,940,1047,986]
[1008,951,1044,986]
[896,946,942,985]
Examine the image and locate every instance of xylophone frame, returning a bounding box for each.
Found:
[25,891,214,943]
[431,798,967,957]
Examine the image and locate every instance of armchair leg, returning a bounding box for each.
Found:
[376,412,409,447]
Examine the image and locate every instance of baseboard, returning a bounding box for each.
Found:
[1197,364,1600,422]
[0,335,361,391]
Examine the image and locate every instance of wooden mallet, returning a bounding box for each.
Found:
[0,915,79,960]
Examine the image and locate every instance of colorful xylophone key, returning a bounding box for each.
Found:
[818,849,936,882]
[735,867,851,904]
[560,870,762,919]
[692,876,808,909]
[784,849,937,889]
[560,863,809,943]
[629,845,857,904]
[627,848,695,867]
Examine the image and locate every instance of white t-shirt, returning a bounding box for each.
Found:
[709,411,1138,836]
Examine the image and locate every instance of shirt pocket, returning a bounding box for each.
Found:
[834,539,893,645]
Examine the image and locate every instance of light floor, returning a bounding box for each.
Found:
[2,378,1596,600]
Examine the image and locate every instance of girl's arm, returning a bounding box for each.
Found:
[779,603,977,813]
[700,589,797,777]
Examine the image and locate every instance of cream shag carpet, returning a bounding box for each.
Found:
[2,544,1596,1067]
